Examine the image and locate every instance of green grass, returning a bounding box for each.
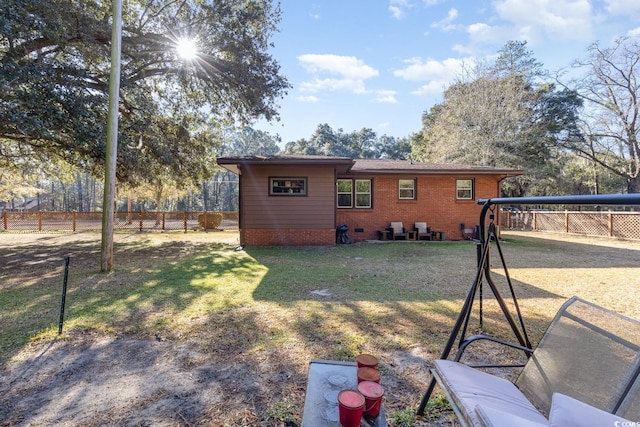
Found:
[2,231,640,425]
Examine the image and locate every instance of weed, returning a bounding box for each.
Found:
[266,401,297,422]
[388,407,416,427]
[421,392,452,419]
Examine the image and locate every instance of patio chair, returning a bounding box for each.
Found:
[414,222,432,240]
[424,296,640,426]
[387,222,408,240]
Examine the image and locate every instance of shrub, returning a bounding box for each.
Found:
[197,212,223,230]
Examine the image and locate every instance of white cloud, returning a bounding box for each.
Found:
[375,90,398,103]
[300,78,368,94]
[493,0,593,41]
[296,95,319,103]
[457,22,534,51]
[389,6,405,20]
[629,27,640,38]
[389,0,412,20]
[394,57,466,82]
[604,0,640,16]
[297,54,380,95]
[394,57,469,99]
[298,54,378,80]
[377,122,391,132]
[412,80,449,98]
[431,8,459,32]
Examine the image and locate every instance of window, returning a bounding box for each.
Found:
[270,177,307,195]
[456,179,474,200]
[337,179,372,208]
[337,179,353,207]
[399,179,416,200]
[355,179,371,208]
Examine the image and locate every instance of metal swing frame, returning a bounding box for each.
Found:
[416,193,640,417]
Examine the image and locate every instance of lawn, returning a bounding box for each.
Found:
[1,230,639,426]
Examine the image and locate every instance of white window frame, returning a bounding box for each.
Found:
[337,179,372,208]
[355,179,372,208]
[456,179,474,200]
[337,179,353,208]
[399,179,416,200]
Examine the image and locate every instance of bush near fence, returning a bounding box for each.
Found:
[500,210,640,240]
[197,212,223,230]
[1,211,238,233]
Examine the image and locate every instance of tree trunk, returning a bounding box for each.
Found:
[627,175,640,193]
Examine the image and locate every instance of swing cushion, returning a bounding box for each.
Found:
[432,360,547,427]
[428,297,640,426]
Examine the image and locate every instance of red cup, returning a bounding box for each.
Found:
[338,389,365,427]
[357,367,380,384]
[358,380,384,418]
[356,354,379,369]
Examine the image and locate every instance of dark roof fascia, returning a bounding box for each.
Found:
[344,168,524,177]
[216,156,355,175]
[347,160,524,177]
[216,156,524,178]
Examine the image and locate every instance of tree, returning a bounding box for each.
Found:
[412,41,583,196]
[283,123,410,159]
[559,37,640,193]
[0,0,290,187]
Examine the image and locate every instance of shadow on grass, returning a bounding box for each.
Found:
[2,233,639,425]
[0,234,289,426]
[246,242,563,358]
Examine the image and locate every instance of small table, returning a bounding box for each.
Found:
[377,230,391,240]
[432,230,445,241]
[301,359,387,427]
[406,230,416,240]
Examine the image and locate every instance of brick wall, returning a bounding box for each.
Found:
[337,175,501,241]
[241,174,505,245]
[241,228,335,246]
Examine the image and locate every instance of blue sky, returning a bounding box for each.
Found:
[254,0,640,145]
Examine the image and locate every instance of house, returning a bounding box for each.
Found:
[216,155,523,246]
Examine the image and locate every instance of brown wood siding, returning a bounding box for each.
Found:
[240,165,335,229]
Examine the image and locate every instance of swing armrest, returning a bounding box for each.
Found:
[455,334,533,367]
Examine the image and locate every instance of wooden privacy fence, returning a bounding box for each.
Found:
[1,211,239,233]
[500,210,640,240]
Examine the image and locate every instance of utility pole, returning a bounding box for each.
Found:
[101,0,122,272]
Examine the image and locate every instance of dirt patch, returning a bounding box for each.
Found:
[0,331,444,427]
[1,330,226,426]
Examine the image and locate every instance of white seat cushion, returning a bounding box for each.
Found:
[548,393,632,427]
[432,360,548,426]
[415,222,428,234]
[475,404,547,427]
[390,222,404,234]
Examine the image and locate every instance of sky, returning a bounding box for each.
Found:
[253,0,640,146]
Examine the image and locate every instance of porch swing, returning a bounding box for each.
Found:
[416,194,640,426]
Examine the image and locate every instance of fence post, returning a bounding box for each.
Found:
[3,211,7,230]
[162,212,165,231]
[72,211,76,232]
[564,211,569,233]
[609,210,613,237]
[38,211,42,231]
[58,257,70,335]
[183,211,188,233]
[139,210,143,231]
[204,211,208,232]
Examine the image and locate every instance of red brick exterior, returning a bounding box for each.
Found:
[241,228,335,246]
[218,157,518,246]
[336,175,500,242]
